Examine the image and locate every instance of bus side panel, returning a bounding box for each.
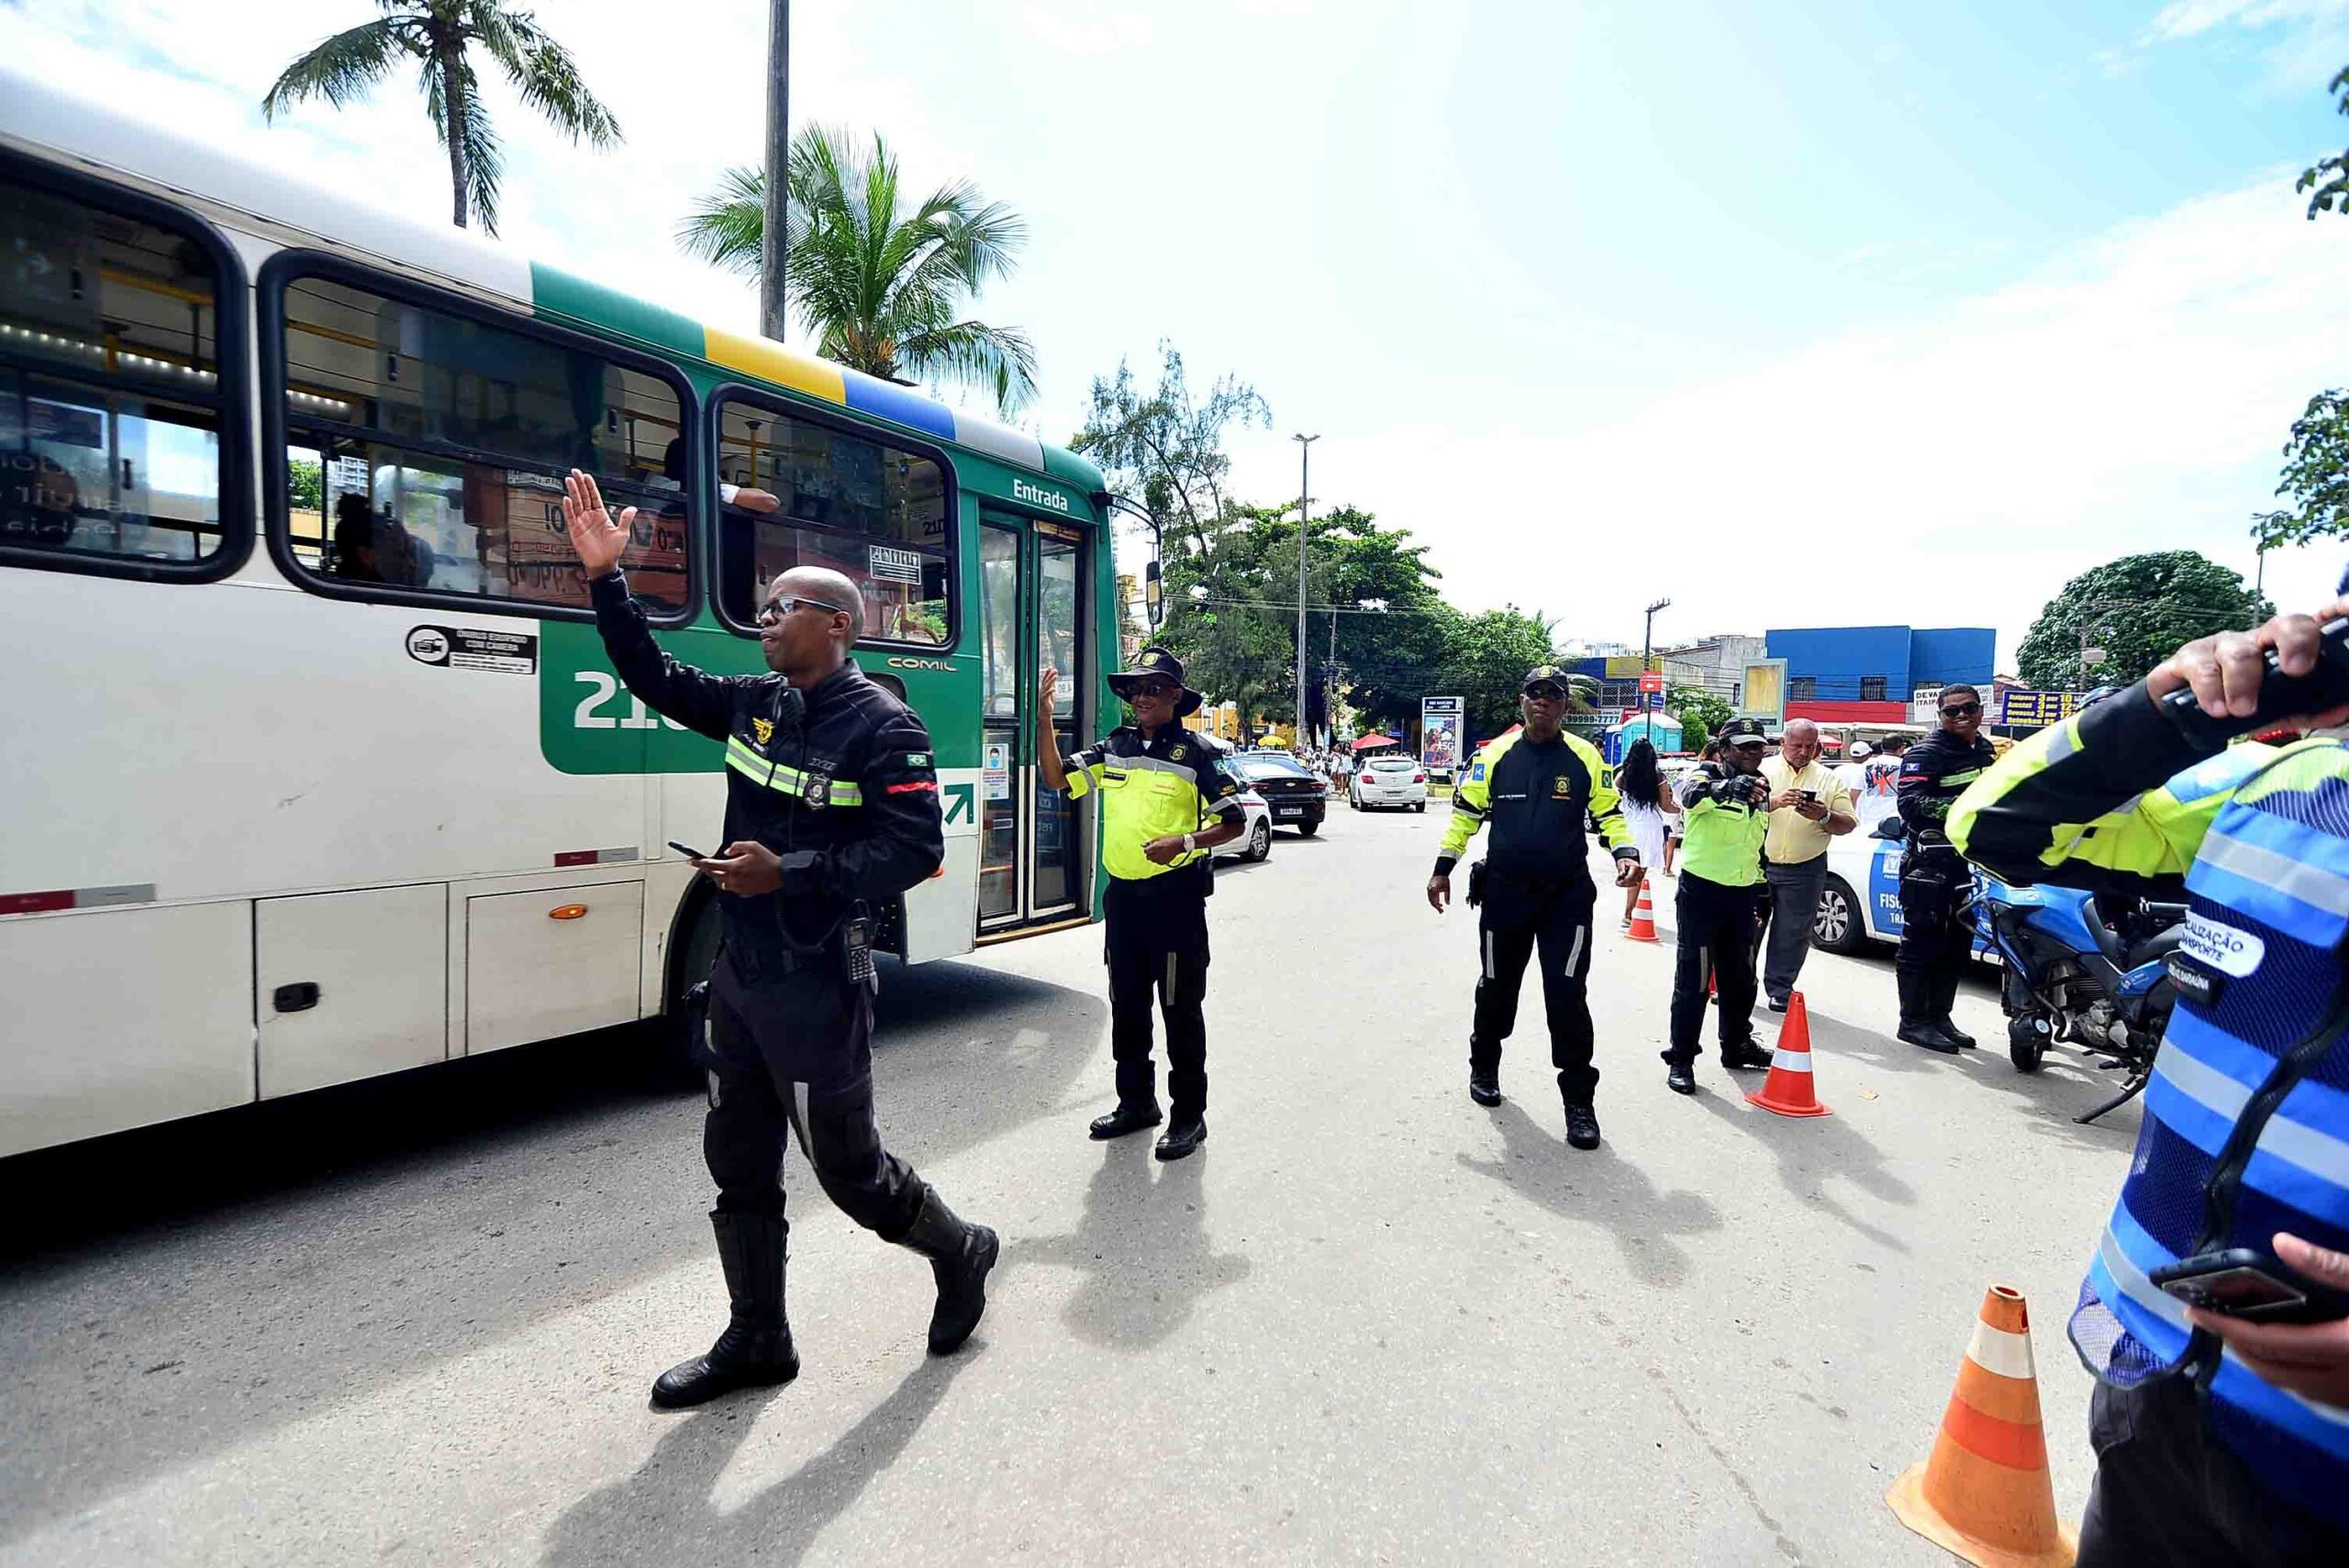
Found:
[0,570,647,906]
[0,902,252,1157]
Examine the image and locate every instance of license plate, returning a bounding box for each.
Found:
[1275,806,1305,817]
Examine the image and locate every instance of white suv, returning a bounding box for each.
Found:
[1349,756,1429,812]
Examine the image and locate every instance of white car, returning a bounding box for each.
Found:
[1219,788,1274,863]
[1350,755,1429,811]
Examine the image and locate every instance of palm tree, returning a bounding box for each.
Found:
[677,125,1037,415]
[262,1,621,236]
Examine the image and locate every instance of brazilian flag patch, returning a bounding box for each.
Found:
[906,751,931,768]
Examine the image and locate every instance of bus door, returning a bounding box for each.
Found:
[975,512,1089,933]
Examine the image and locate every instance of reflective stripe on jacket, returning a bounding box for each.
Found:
[1950,688,2349,1527]
[1434,726,1634,878]
[1063,727,1247,883]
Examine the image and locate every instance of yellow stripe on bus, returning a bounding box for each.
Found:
[703,327,846,404]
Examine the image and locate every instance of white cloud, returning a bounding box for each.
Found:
[2149,0,2348,42]
[1222,173,2349,666]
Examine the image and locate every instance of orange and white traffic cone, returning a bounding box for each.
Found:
[1627,878,1660,943]
[1887,1285,2077,1568]
[1745,991,1830,1117]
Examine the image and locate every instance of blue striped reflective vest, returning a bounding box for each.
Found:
[2076,739,2349,1524]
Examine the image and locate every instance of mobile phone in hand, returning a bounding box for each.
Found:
[2151,1247,2349,1324]
[667,840,709,862]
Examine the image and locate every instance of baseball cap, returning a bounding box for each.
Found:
[1850,740,1873,759]
[1521,664,1571,693]
[1718,717,1769,748]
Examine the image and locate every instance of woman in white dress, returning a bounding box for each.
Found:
[1614,737,1679,926]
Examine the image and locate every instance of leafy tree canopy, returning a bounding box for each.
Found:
[1666,688,1734,753]
[263,0,619,235]
[1072,345,1270,562]
[2253,389,2349,550]
[676,128,1035,413]
[2299,65,2349,219]
[2016,550,2273,690]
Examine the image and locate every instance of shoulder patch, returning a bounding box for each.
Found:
[905,751,930,768]
[1470,761,1486,783]
[752,717,774,746]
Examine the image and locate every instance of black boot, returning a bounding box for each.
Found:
[1932,968,1977,1049]
[1897,967,1961,1055]
[1564,1103,1601,1151]
[898,1186,999,1355]
[651,1211,798,1409]
[1090,1061,1162,1139]
[1468,1058,1503,1106]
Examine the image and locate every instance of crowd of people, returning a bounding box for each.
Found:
[561,463,2346,1564]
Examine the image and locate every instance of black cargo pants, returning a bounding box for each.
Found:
[1897,845,1974,1022]
[1104,873,1211,1122]
[1469,873,1600,1105]
[1667,871,1763,1065]
[703,949,927,1241]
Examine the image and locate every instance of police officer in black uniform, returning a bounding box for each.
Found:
[561,472,998,1409]
[1894,682,1998,1053]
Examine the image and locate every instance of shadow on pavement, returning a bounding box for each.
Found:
[541,1353,971,1568]
[1003,1136,1251,1351]
[1687,1089,1917,1253]
[1455,1100,1721,1289]
[0,961,1102,1551]
[1800,1005,2138,1155]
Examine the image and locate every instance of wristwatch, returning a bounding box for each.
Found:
[1182,832,1197,854]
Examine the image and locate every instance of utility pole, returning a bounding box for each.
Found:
[1293,433,1319,749]
[1642,597,1672,746]
[759,0,790,342]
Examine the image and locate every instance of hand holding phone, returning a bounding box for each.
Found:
[667,840,709,862]
[2153,1243,2349,1325]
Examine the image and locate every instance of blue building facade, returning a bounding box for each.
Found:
[1765,624,1995,720]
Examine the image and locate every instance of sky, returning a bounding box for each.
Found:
[9,0,2349,668]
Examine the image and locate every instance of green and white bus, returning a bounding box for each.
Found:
[0,76,1116,1158]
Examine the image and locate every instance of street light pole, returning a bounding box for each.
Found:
[759,0,789,342]
[1642,596,1671,746]
[1293,433,1319,749]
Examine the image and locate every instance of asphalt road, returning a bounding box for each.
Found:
[0,804,2138,1566]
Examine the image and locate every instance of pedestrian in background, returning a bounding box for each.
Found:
[1040,647,1246,1160]
[1662,718,1776,1095]
[1832,739,1871,798]
[1428,666,1643,1151]
[1613,737,1679,928]
[1894,685,1996,1053]
[1753,717,1854,1010]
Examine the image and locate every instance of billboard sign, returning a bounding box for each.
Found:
[1638,670,1664,695]
[1740,659,1787,722]
[1998,688,2082,728]
[1420,696,1464,774]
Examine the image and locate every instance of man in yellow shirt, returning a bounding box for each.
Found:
[1753,717,1856,1010]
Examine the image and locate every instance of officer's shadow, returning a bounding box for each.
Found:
[540,1353,968,1568]
[1455,1101,1721,1290]
[1006,1137,1251,1351]
[1688,1084,1917,1253]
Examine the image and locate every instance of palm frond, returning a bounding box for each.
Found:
[464,0,621,146]
[674,165,767,274]
[262,17,408,120]
[896,319,1038,416]
[456,67,504,234]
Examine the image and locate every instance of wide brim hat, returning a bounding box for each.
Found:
[1108,644,1204,717]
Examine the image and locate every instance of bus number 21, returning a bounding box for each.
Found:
[573,671,688,731]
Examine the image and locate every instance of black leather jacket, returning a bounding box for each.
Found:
[590,573,944,977]
[1897,729,1998,854]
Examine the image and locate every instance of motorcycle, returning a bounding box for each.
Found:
[1976,872,2187,1125]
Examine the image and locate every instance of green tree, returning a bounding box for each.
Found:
[288,456,324,514]
[2016,550,2273,689]
[1073,345,1271,560]
[1666,688,1733,752]
[2253,389,2349,550]
[263,1,620,236]
[1151,500,1297,740]
[2299,65,2349,219]
[677,128,1036,413]
[1433,606,1564,739]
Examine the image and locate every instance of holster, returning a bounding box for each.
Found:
[1466,860,1488,908]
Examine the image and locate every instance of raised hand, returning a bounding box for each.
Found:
[1039,664,1059,714]
[562,469,634,578]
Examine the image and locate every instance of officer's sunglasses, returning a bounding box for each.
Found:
[757,594,847,626]
[1522,684,1567,701]
[1940,700,1983,718]
[1126,679,1177,699]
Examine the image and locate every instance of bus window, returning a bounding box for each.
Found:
[713,394,952,648]
[274,270,689,614]
[0,176,229,569]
